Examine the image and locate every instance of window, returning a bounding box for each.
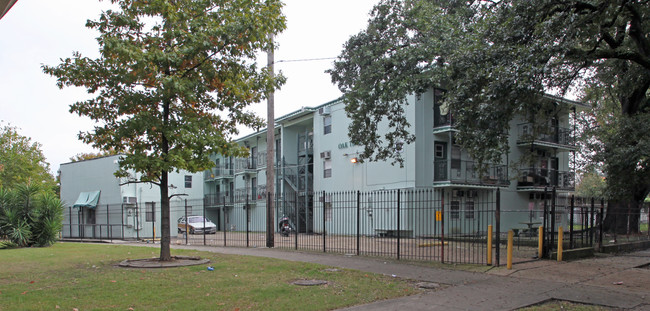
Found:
[145,202,155,222]
[323,115,332,135]
[450,201,460,219]
[465,201,475,219]
[323,159,332,178]
[435,143,445,159]
[185,175,192,188]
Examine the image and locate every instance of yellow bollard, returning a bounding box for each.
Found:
[538,226,543,259]
[507,230,513,270]
[487,225,493,265]
[557,226,563,262]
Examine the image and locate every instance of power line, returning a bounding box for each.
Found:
[275,57,336,64]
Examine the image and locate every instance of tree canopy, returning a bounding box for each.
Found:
[43,0,286,260]
[0,123,56,191]
[329,0,649,203]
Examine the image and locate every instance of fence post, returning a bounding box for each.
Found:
[203,201,206,246]
[136,202,140,241]
[121,204,125,240]
[507,229,513,270]
[246,194,250,248]
[495,188,501,267]
[184,199,188,245]
[441,190,445,264]
[356,191,360,256]
[569,195,574,249]
[223,197,226,247]
[323,191,326,253]
[550,187,556,256]
[487,224,493,265]
[294,191,298,250]
[107,204,111,241]
[69,206,72,239]
[590,198,595,246]
[599,198,604,251]
[557,226,564,262]
[542,187,548,258]
[397,189,401,261]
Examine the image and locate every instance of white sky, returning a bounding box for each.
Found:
[0,0,378,175]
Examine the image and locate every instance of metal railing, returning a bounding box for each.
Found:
[434,160,509,186]
[517,167,575,190]
[61,190,649,266]
[517,123,575,147]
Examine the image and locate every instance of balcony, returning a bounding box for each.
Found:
[204,164,234,181]
[516,123,576,150]
[204,192,233,206]
[517,167,575,191]
[234,157,258,175]
[434,160,509,187]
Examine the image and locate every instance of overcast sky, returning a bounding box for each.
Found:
[0,0,378,175]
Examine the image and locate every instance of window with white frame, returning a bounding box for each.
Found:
[323,159,332,178]
[323,115,332,135]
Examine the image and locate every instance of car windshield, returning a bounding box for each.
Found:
[187,216,207,223]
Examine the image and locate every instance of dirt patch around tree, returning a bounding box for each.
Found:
[118,255,210,268]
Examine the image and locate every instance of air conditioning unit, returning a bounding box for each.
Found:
[318,106,331,115]
[123,196,137,204]
[320,151,331,159]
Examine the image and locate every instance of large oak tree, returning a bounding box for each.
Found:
[329,0,649,233]
[44,0,286,260]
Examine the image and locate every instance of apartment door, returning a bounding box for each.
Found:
[550,157,559,187]
[434,142,448,181]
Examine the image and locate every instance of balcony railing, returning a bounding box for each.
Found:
[517,123,575,148]
[434,160,509,186]
[517,167,575,190]
[234,157,257,174]
[434,111,453,128]
[204,164,234,181]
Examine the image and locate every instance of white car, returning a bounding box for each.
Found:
[177,216,217,234]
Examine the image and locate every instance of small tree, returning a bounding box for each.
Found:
[0,123,56,191]
[43,0,286,260]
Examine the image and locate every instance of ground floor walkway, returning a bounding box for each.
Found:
[121,240,650,310]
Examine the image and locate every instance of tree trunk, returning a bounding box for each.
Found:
[159,170,171,261]
[603,200,642,234]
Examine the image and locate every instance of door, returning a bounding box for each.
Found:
[434,142,448,181]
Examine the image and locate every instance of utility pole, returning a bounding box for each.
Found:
[266,35,275,248]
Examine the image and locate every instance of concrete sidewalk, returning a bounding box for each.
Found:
[127,242,650,310]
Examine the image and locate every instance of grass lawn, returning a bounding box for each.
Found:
[0,243,417,310]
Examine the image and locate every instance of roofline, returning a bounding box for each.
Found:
[60,154,123,166]
[543,93,589,110]
[235,97,343,142]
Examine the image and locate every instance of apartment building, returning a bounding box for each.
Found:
[203,88,587,236]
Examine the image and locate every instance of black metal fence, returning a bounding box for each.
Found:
[62,188,650,266]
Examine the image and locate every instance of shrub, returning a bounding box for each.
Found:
[0,184,63,247]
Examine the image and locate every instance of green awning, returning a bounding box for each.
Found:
[73,191,101,209]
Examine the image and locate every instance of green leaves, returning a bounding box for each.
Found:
[0,123,56,191]
[0,184,63,247]
[43,0,286,177]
